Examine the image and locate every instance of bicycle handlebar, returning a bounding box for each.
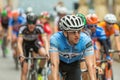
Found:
[25,56,47,60]
[100,49,120,53]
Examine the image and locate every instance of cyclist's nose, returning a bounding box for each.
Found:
[74,31,80,36]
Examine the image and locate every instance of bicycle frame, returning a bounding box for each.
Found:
[99,50,114,80]
[26,50,47,80]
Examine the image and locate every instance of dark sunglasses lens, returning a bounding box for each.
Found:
[28,22,36,24]
[107,23,114,25]
[87,25,96,28]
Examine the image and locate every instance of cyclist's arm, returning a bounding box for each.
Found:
[7,18,13,40]
[114,35,120,52]
[41,33,49,55]
[84,41,96,80]
[114,25,120,52]
[17,35,23,57]
[50,52,60,80]
[17,26,25,57]
[85,54,96,80]
[49,36,60,80]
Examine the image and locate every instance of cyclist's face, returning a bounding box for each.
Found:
[66,30,81,45]
[28,24,36,32]
[40,18,48,23]
[106,22,114,29]
[87,24,96,32]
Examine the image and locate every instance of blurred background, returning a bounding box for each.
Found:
[0,0,120,23]
[0,0,120,80]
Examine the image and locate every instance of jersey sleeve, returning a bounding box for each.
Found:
[18,26,25,36]
[36,25,44,34]
[82,35,94,56]
[49,35,59,53]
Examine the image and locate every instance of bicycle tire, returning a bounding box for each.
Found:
[27,70,32,80]
[31,72,38,80]
[27,70,38,80]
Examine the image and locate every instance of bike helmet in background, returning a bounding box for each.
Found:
[86,13,99,25]
[25,7,33,14]
[59,15,84,31]
[1,9,7,17]
[76,13,86,25]
[104,14,117,24]
[11,10,19,18]
[27,12,37,24]
[56,6,67,14]
[40,11,50,19]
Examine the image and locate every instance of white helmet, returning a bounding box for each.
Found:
[104,14,117,23]
[26,7,33,14]
[59,15,84,31]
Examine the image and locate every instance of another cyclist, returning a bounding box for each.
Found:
[7,10,26,70]
[48,15,96,80]
[98,14,120,56]
[17,13,49,80]
[38,11,52,42]
[0,9,10,57]
[53,6,67,33]
[86,13,111,60]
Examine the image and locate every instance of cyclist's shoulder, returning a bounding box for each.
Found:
[80,32,91,39]
[96,26,105,32]
[19,25,27,31]
[50,31,64,41]
[35,24,44,33]
[113,24,119,30]
[97,21,106,27]
[80,32,92,43]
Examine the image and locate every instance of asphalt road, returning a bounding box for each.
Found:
[0,47,120,80]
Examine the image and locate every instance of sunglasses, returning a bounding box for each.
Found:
[87,24,97,28]
[67,30,81,34]
[107,22,114,25]
[27,22,36,25]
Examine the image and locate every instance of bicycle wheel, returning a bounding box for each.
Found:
[31,72,38,80]
[27,70,38,80]
[27,70,32,80]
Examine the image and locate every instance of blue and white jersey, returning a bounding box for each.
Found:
[49,31,94,64]
[91,26,106,40]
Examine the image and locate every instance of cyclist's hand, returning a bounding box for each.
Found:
[19,55,25,63]
[45,53,50,60]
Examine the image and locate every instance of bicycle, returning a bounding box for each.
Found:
[80,57,112,80]
[96,59,113,80]
[23,49,47,80]
[98,49,120,80]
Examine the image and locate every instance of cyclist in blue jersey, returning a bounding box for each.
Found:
[48,15,96,80]
[86,13,111,60]
[7,10,26,70]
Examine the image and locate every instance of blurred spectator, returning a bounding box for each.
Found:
[53,1,68,33]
